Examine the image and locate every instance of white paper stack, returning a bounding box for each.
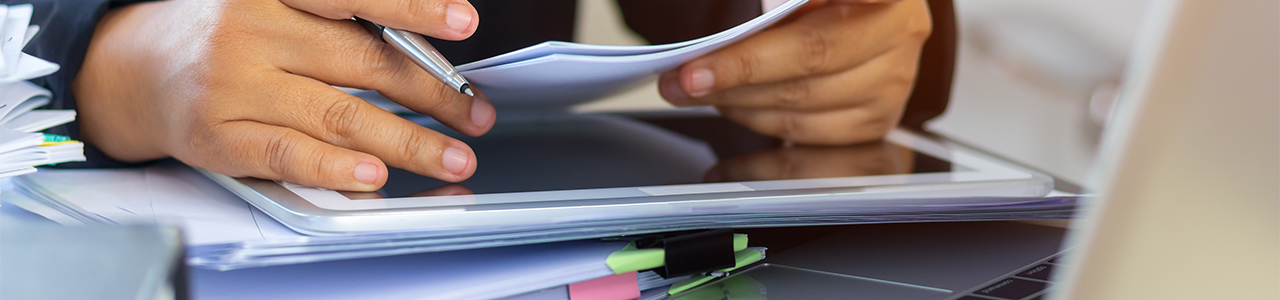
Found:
[0,4,85,179]
[9,160,1080,271]
[454,0,809,108]
[353,0,808,111]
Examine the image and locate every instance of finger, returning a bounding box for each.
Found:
[273,19,494,136]
[676,0,930,97]
[254,74,478,182]
[199,121,388,191]
[279,0,478,40]
[660,46,919,111]
[716,98,909,145]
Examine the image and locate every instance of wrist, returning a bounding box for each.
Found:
[72,2,170,162]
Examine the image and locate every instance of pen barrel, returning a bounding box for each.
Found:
[381,29,471,94]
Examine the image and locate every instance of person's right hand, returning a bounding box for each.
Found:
[73,0,495,191]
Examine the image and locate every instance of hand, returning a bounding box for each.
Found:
[660,0,932,145]
[73,0,495,191]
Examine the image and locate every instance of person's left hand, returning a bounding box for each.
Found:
[659,0,931,145]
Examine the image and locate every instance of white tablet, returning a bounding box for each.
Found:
[201,111,1053,235]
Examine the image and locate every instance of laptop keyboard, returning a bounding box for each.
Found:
[955,253,1065,300]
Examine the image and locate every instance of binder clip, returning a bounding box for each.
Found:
[634,229,737,278]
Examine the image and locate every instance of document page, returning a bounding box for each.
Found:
[17,162,299,246]
[458,0,808,108]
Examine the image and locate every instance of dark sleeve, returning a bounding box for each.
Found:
[429,0,577,65]
[15,0,148,168]
[616,0,761,45]
[616,0,957,131]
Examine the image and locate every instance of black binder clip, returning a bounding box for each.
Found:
[634,229,737,278]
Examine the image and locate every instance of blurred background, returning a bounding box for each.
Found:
[569,0,1154,188]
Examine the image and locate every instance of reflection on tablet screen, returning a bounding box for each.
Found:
[374,114,957,198]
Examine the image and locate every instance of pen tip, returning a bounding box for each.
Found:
[462,87,474,97]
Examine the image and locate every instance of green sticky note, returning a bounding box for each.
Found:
[605,242,665,274]
[724,247,765,271]
[733,233,747,251]
[605,233,751,275]
[667,248,766,295]
[43,134,70,143]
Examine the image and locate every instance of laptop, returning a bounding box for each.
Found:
[664,0,1278,299]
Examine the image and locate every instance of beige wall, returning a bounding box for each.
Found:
[569,0,673,112]
[928,0,1151,186]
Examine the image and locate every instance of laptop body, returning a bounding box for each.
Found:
[1051,0,1279,298]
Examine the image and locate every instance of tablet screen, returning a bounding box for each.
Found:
[204,111,1050,234]
[361,114,961,199]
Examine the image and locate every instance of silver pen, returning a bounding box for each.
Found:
[355,17,474,97]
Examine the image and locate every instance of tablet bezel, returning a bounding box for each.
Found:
[201,125,1054,235]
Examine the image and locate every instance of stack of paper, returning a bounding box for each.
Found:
[4,170,763,300]
[8,161,1079,271]
[0,4,84,179]
[187,235,764,300]
[455,0,809,108]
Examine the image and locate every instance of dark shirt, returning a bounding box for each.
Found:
[14,0,145,167]
[14,0,953,167]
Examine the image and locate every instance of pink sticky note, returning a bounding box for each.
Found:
[568,271,641,300]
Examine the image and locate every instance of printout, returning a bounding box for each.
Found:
[17,162,299,246]
[457,0,809,108]
[0,4,30,77]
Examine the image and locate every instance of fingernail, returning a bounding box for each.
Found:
[660,73,690,105]
[354,162,380,185]
[688,68,715,97]
[442,147,469,175]
[446,4,474,34]
[470,98,495,128]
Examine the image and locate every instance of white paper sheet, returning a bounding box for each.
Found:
[4,109,75,132]
[0,53,58,83]
[0,165,32,178]
[18,162,299,245]
[0,81,52,125]
[192,240,622,300]
[0,6,11,75]
[22,25,37,48]
[0,144,76,172]
[13,154,1077,270]
[0,127,40,154]
[459,0,808,108]
[0,4,31,77]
